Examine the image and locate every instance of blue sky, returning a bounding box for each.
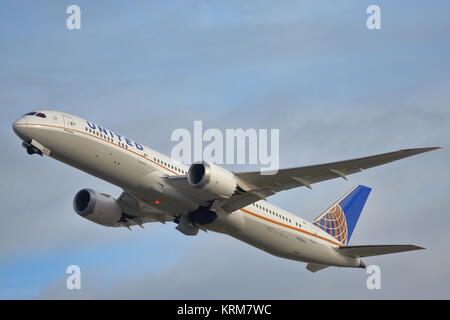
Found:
[1,1,449,299]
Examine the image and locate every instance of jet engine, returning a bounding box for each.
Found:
[187,161,238,199]
[73,189,122,227]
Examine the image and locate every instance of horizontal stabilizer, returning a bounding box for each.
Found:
[306,263,329,273]
[338,245,424,258]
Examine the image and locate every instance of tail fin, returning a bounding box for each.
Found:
[313,185,371,245]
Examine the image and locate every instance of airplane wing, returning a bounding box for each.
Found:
[219,147,440,212]
[166,147,440,213]
[338,245,424,258]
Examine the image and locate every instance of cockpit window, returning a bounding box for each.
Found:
[35,113,47,118]
[25,112,36,116]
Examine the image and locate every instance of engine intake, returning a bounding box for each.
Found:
[73,189,122,227]
[74,189,95,216]
[187,161,238,199]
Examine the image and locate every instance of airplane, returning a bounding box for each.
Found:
[12,110,440,272]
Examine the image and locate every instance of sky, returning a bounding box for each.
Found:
[0,0,449,299]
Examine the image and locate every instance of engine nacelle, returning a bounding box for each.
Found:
[73,189,122,227]
[187,161,238,199]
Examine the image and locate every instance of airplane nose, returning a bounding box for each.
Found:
[12,116,29,139]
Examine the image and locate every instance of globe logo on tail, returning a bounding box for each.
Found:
[313,204,348,245]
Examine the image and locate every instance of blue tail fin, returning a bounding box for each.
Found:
[313,185,372,245]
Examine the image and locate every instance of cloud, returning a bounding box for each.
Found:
[32,81,450,299]
[0,0,449,299]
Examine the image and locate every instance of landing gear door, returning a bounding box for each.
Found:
[63,115,75,133]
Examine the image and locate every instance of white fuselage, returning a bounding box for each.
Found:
[13,111,361,268]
